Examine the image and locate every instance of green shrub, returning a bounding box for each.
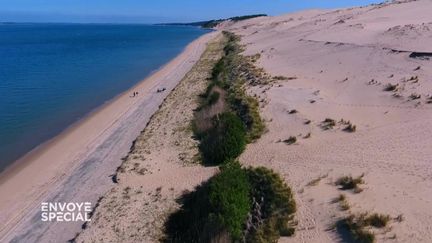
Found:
[164,164,297,243]
[228,92,264,141]
[199,112,246,165]
[164,161,250,242]
[245,167,297,242]
[211,58,226,83]
[222,31,240,46]
[224,43,238,56]
[209,162,251,240]
[200,81,217,99]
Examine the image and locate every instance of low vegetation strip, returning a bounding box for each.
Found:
[165,32,296,243]
[193,31,266,165]
[164,162,296,242]
[199,112,246,166]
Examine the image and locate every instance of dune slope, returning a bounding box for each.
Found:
[223,0,432,242]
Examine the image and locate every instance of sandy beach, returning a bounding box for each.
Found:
[75,32,226,243]
[0,30,218,242]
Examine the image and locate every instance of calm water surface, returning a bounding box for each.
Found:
[0,23,210,171]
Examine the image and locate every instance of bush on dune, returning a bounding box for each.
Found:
[245,167,297,242]
[199,112,246,166]
[209,162,251,240]
[164,162,297,243]
[211,58,227,84]
[163,161,251,242]
[228,91,265,142]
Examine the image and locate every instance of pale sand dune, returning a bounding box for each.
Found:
[222,0,432,242]
[0,31,218,242]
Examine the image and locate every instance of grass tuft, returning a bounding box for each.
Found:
[273,75,288,80]
[365,213,391,228]
[283,136,297,145]
[332,194,350,211]
[336,212,392,243]
[395,214,404,223]
[303,132,311,139]
[383,83,398,92]
[321,118,336,130]
[340,200,350,211]
[307,177,321,187]
[338,215,376,243]
[409,93,421,100]
[344,123,357,133]
[335,174,364,191]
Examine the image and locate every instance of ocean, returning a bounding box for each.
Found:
[0,23,210,172]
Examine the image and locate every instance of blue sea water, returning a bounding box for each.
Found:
[0,23,210,171]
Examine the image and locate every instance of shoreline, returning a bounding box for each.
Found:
[0,48,186,184]
[76,31,225,243]
[0,30,218,242]
[0,29,210,180]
